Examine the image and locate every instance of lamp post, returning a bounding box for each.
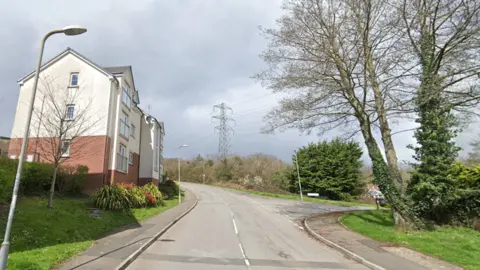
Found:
[178,144,188,204]
[0,26,87,269]
[294,150,304,202]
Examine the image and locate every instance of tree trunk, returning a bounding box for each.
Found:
[47,165,59,208]
[364,40,405,193]
[355,112,424,229]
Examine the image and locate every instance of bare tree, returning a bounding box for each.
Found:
[31,76,101,208]
[255,0,424,228]
[400,0,480,104]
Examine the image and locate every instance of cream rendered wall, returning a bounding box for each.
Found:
[11,53,111,139]
[106,80,120,170]
[109,72,141,172]
[139,116,154,178]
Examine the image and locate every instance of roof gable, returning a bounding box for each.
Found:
[18,47,116,83]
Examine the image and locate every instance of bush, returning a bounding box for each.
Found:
[0,157,90,197]
[0,168,14,203]
[91,183,168,211]
[449,162,480,189]
[91,185,132,211]
[128,185,147,208]
[142,183,164,205]
[0,156,19,171]
[289,138,364,200]
[159,179,179,199]
[21,162,54,195]
[57,165,89,194]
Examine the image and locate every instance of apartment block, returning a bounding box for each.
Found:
[8,48,164,194]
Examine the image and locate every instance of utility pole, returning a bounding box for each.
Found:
[212,103,235,160]
[294,150,304,202]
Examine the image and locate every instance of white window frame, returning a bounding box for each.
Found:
[119,111,130,139]
[61,140,70,157]
[130,124,136,138]
[122,86,131,108]
[118,144,128,172]
[66,104,75,121]
[129,151,134,165]
[70,72,79,87]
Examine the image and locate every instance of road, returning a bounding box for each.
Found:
[126,183,369,270]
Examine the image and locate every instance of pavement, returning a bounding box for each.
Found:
[56,190,197,270]
[305,212,463,270]
[125,183,369,270]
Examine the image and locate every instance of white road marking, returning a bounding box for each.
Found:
[232,218,239,234]
[238,243,251,267]
[221,197,251,269]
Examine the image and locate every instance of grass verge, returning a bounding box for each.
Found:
[341,210,480,270]
[214,183,372,207]
[0,197,178,270]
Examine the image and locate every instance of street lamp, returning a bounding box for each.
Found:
[0,25,87,269]
[178,144,188,204]
[294,150,304,202]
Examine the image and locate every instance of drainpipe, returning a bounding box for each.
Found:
[102,76,116,185]
[109,79,122,185]
[138,112,144,185]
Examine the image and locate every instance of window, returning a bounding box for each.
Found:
[66,104,75,120]
[129,151,134,165]
[130,124,136,138]
[70,73,79,86]
[132,90,140,105]
[117,144,128,172]
[122,86,131,108]
[61,140,70,157]
[119,111,130,138]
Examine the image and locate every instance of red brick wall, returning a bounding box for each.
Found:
[8,136,109,194]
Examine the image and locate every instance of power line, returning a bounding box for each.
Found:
[230,92,275,107]
[234,108,271,117]
[212,103,235,160]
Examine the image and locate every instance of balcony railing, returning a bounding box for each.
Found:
[117,154,128,172]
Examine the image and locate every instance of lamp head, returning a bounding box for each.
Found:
[63,25,87,36]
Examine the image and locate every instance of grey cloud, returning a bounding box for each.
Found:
[1,0,477,163]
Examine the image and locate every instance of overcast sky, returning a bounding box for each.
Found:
[0,0,478,163]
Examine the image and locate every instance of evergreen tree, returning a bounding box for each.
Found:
[291,138,364,200]
[408,74,461,224]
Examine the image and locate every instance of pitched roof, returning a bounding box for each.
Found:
[103,66,138,101]
[18,47,117,83]
[103,66,131,74]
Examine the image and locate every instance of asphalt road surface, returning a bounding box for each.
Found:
[127,183,369,270]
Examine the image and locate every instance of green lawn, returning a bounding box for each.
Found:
[341,210,480,270]
[0,197,178,270]
[216,184,372,207]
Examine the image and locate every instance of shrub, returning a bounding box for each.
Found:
[449,162,480,189]
[144,191,157,206]
[129,185,147,208]
[0,156,19,171]
[0,168,14,203]
[21,162,54,195]
[159,179,179,199]
[57,165,89,194]
[91,185,132,211]
[142,183,164,205]
[289,138,364,200]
